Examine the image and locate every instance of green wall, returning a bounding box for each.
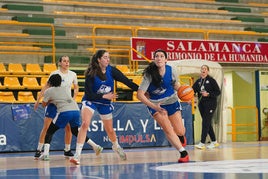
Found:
[232,71,258,141]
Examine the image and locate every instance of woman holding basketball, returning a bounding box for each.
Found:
[137,49,189,163]
[192,65,221,150]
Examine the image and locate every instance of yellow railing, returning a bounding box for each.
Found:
[179,76,195,114]
[227,106,259,142]
[0,20,56,63]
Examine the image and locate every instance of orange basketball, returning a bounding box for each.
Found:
[177,85,194,101]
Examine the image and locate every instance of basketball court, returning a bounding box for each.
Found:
[1,141,267,178]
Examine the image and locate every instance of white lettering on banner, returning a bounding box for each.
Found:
[88,119,162,132]
[165,52,268,62]
[228,54,268,62]
[133,37,268,63]
[89,120,104,132]
[102,134,157,144]
[0,134,6,145]
[168,52,203,60]
[115,119,124,131]
[140,119,149,133]
[167,41,262,53]
[103,136,109,142]
[204,53,216,61]
[154,120,161,130]
[123,120,134,131]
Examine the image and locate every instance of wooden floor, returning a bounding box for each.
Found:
[1,141,268,178]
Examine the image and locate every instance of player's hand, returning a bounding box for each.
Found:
[103,92,118,100]
[34,102,39,111]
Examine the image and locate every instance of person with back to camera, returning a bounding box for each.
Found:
[40,74,102,160]
[137,49,189,163]
[192,64,221,150]
[70,49,139,165]
[34,56,103,159]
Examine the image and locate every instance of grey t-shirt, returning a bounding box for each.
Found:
[43,86,79,112]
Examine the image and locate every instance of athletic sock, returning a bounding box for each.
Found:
[76,143,84,156]
[43,144,50,155]
[179,147,185,152]
[37,143,44,151]
[112,140,119,147]
[64,144,71,152]
[87,139,97,149]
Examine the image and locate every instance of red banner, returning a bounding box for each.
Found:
[131,37,268,63]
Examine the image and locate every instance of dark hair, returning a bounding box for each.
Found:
[58,56,69,63]
[57,56,69,68]
[201,64,210,71]
[153,49,167,59]
[143,49,167,87]
[84,50,107,80]
[48,74,62,87]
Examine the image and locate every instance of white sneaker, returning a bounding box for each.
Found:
[94,145,103,156]
[70,154,80,165]
[207,142,220,149]
[195,142,206,150]
[112,145,127,160]
[40,154,49,161]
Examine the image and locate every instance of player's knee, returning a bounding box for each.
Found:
[81,121,90,129]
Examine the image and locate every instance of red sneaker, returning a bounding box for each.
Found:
[70,156,80,165]
[178,154,189,163]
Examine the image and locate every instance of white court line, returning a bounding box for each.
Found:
[153,159,268,173]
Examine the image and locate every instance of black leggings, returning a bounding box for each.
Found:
[198,100,217,143]
[44,123,90,144]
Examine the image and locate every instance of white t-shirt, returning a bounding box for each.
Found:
[50,70,78,97]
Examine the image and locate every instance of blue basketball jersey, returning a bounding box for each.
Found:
[86,65,114,104]
[147,65,175,100]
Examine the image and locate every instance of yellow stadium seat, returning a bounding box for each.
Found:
[0,81,5,90]
[40,77,48,87]
[7,63,26,75]
[43,63,57,74]
[116,81,130,90]
[4,77,24,89]
[0,91,16,103]
[0,63,5,71]
[22,77,41,90]
[116,76,142,90]
[131,76,142,101]
[25,64,44,75]
[0,63,8,75]
[132,91,139,101]
[75,91,84,103]
[132,76,142,85]
[17,91,36,103]
[116,65,131,74]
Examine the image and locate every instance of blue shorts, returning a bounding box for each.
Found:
[147,101,182,116]
[52,111,81,128]
[45,103,57,118]
[82,101,114,119]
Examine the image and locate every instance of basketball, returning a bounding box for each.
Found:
[177,85,194,101]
